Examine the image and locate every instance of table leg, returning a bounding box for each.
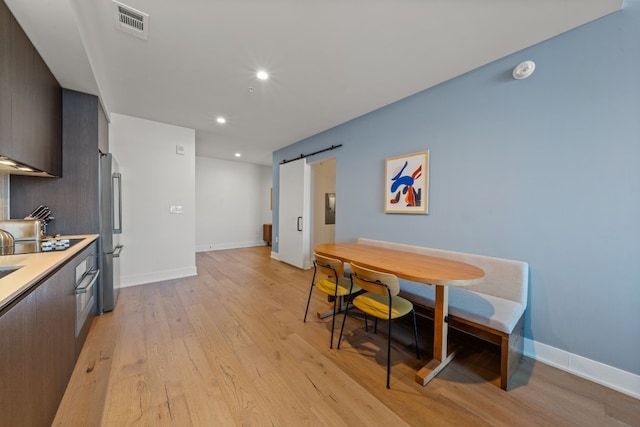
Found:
[415,285,457,386]
[316,296,347,319]
[434,285,448,361]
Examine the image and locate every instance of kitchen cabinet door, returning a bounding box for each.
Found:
[10,15,35,164]
[31,50,62,176]
[0,292,40,426]
[36,259,76,424]
[10,14,62,176]
[0,257,77,427]
[0,1,11,155]
[0,3,62,176]
[11,89,101,233]
[35,272,67,425]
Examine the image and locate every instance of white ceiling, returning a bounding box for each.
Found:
[6,0,623,166]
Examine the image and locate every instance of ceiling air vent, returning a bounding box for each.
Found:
[113,1,149,40]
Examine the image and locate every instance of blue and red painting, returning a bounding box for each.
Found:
[384,150,429,214]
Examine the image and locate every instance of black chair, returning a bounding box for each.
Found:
[304,253,362,349]
[338,263,420,388]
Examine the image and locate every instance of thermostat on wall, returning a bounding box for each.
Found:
[176,145,185,155]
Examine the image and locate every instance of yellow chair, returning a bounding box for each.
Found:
[304,253,362,349]
[338,263,420,389]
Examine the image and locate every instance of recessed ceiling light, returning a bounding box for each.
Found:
[216,116,226,124]
[234,153,241,158]
[256,70,269,80]
[17,166,33,171]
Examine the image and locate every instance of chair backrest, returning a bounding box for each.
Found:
[313,253,344,282]
[350,263,400,297]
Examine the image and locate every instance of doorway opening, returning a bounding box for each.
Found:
[277,157,336,269]
[310,158,336,251]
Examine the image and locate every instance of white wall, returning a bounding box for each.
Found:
[195,156,272,251]
[109,113,197,287]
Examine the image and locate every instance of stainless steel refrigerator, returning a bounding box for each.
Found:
[99,152,123,313]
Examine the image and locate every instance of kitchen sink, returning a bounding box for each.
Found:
[0,266,22,279]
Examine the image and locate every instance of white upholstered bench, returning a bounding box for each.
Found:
[356,238,529,390]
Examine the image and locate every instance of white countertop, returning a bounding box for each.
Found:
[0,234,99,311]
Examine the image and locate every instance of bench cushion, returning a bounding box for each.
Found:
[399,281,525,334]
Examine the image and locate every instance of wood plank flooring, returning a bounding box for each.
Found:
[54,246,640,426]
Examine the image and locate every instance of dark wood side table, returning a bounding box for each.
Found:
[262,224,272,246]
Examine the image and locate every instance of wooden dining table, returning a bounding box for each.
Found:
[314,242,485,386]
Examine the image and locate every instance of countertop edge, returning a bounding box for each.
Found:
[0,234,99,311]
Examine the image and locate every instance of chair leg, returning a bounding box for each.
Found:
[337,298,351,349]
[329,293,338,349]
[386,316,392,389]
[412,309,420,360]
[303,270,317,323]
[303,283,315,323]
[364,313,369,332]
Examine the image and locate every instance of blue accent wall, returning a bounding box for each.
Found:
[273,2,640,375]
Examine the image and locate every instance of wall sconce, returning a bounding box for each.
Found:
[512,60,536,80]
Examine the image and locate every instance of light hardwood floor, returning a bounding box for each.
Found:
[54,247,639,426]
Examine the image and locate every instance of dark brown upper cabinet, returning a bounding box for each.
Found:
[0,0,61,177]
[11,89,105,234]
[0,2,11,152]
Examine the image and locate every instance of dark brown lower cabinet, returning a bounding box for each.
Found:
[0,243,93,427]
[35,259,76,425]
[0,291,38,425]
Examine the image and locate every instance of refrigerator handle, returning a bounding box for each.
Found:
[113,244,124,258]
[113,172,123,234]
[107,244,124,257]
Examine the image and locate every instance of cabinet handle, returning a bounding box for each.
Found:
[297,216,303,231]
[75,269,100,295]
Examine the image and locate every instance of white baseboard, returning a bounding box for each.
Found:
[196,241,266,252]
[120,266,198,288]
[524,338,639,399]
[270,250,279,260]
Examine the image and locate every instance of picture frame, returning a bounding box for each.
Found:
[384,150,429,214]
[325,193,335,224]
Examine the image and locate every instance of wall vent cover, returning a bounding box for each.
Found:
[113,1,149,40]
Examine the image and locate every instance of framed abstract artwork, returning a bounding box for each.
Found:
[384,150,429,214]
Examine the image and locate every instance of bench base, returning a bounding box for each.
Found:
[413,303,524,390]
